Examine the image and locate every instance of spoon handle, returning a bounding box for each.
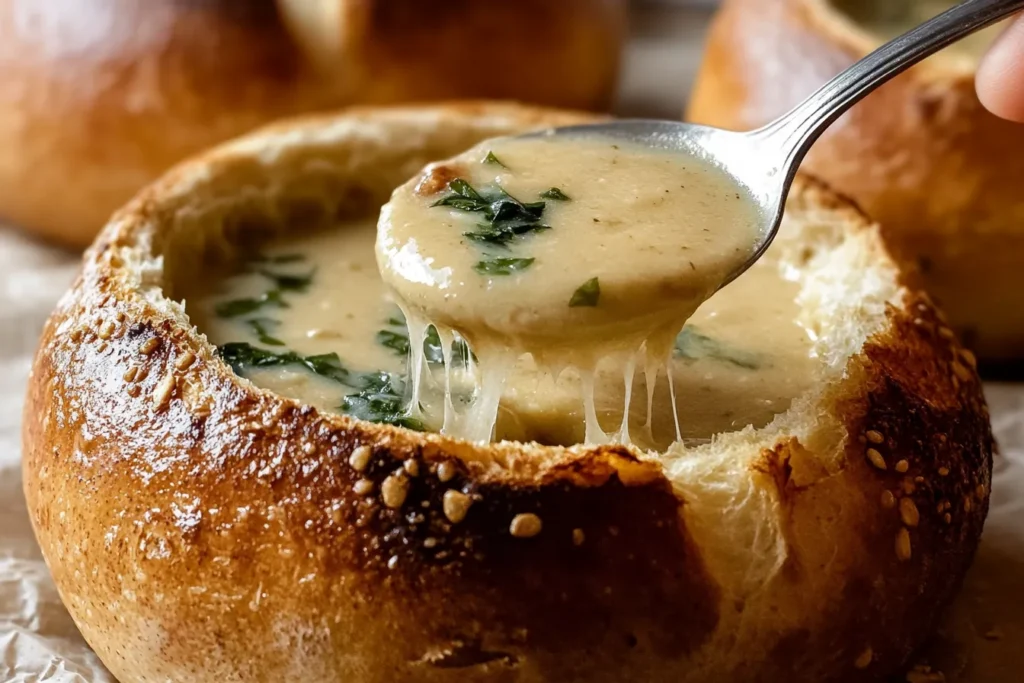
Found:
[757,0,1024,172]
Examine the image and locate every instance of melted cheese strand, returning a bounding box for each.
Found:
[438,327,459,434]
[581,368,610,445]
[666,355,683,445]
[615,351,637,445]
[460,346,515,443]
[405,309,429,421]
[643,350,658,443]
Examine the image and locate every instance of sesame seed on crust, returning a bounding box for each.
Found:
[381,473,410,509]
[151,372,175,411]
[348,446,371,472]
[510,513,543,539]
[896,528,912,562]
[139,337,159,355]
[951,361,972,383]
[866,448,887,470]
[442,490,472,524]
[437,461,457,483]
[899,498,920,528]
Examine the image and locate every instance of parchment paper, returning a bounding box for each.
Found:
[0,229,114,682]
[3,5,1023,681]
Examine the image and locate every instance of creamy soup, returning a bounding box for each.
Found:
[184,221,817,452]
[376,135,763,441]
[834,0,1007,57]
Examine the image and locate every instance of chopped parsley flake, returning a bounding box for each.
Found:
[215,290,288,318]
[474,257,536,276]
[433,179,550,248]
[569,277,600,307]
[540,187,570,201]
[483,150,508,168]
[247,318,285,346]
[218,342,424,430]
[674,327,761,369]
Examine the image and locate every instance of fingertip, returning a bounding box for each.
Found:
[977,14,1024,123]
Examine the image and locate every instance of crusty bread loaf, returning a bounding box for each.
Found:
[23,103,992,683]
[0,0,625,248]
[687,0,1024,362]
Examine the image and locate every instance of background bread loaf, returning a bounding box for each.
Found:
[687,0,1024,362]
[0,0,626,248]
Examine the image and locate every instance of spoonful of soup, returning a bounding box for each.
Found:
[377,137,758,443]
[377,0,1022,443]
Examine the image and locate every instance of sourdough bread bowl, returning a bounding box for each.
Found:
[687,0,1024,362]
[0,0,625,249]
[23,103,993,683]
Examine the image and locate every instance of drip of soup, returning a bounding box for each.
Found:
[376,135,764,442]
[184,220,817,452]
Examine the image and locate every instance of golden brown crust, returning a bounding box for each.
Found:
[751,294,991,680]
[687,0,1024,361]
[23,103,992,682]
[0,0,625,249]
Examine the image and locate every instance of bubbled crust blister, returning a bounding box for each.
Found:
[687,0,1024,361]
[23,104,992,683]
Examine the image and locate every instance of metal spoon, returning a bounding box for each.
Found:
[528,0,1024,286]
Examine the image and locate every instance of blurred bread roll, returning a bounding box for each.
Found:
[688,0,1024,361]
[0,0,626,247]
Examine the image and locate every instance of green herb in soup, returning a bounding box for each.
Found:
[339,371,425,431]
[569,277,600,307]
[483,150,508,168]
[674,326,761,370]
[257,268,314,293]
[432,179,551,249]
[540,187,570,201]
[214,265,315,319]
[380,314,471,366]
[215,290,288,318]
[474,257,535,276]
[219,341,423,430]
[246,318,285,347]
[219,342,354,384]
[376,328,411,356]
